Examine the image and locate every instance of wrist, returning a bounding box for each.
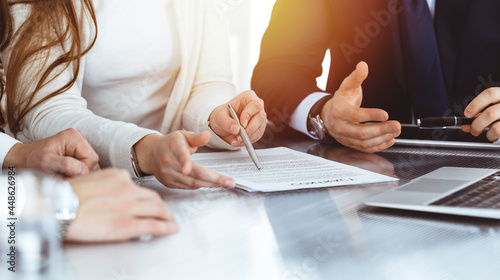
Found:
[320,100,330,127]
[307,96,332,141]
[4,143,26,169]
[208,105,225,138]
[133,134,161,176]
[52,181,79,240]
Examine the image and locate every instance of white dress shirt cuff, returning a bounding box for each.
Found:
[289,92,331,138]
[0,134,21,170]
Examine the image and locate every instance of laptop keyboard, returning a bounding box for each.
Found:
[430,171,500,209]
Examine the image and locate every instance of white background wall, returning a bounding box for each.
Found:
[224,0,274,92]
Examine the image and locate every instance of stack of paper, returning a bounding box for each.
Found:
[192,147,398,192]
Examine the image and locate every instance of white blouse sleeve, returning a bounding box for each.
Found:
[182,0,238,150]
[0,133,20,170]
[1,4,159,176]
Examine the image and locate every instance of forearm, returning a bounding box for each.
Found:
[251,0,331,127]
[184,84,237,150]
[22,99,159,175]
[252,66,324,127]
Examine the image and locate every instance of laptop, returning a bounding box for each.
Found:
[363,167,500,219]
[395,124,500,150]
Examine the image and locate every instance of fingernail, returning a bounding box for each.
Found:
[464,108,472,118]
[390,126,399,137]
[379,112,389,121]
[231,139,239,146]
[242,120,248,128]
[159,223,169,233]
[230,125,239,134]
[139,235,154,241]
[225,179,235,188]
[77,164,84,175]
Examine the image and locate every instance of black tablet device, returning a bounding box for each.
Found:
[395,124,499,149]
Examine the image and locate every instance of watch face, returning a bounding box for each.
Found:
[310,115,326,141]
[48,181,79,222]
[55,209,76,221]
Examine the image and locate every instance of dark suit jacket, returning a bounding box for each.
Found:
[252,0,500,126]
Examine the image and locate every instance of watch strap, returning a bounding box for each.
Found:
[131,145,147,177]
[58,220,72,240]
[52,181,79,220]
[42,180,79,240]
[307,95,332,133]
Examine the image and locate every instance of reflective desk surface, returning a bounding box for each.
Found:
[65,131,500,280]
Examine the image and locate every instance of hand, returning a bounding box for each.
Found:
[208,90,267,146]
[66,169,179,243]
[4,128,100,177]
[321,61,401,153]
[134,131,235,189]
[462,87,500,141]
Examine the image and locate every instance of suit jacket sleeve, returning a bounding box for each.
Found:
[251,0,333,127]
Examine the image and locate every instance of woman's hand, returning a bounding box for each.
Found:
[208,90,267,146]
[66,169,178,243]
[134,131,235,189]
[462,87,500,142]
[4,128,100,177]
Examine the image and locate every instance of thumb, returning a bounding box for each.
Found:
[211,110,241,136]
[182,131,211,148]
[338,61,369,94]
[50,155,89,177]
[179,132,210,175]
[221,117,241,136]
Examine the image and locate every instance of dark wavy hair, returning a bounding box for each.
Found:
[0,0,97,135]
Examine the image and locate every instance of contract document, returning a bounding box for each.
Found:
[192,147,398,192]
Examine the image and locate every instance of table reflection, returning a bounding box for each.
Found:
[261,145,399,280]
[307,143,397,178]
[62,129,500,280]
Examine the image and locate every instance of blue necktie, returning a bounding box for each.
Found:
[399,0,451,118]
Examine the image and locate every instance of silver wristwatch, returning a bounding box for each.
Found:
[43,179,79,239]
[307,95,333,142]
[308,114,331,142]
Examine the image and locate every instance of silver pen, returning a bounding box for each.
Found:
[228,104,262,170]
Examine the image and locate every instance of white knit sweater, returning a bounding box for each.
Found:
[1,0,237,176]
